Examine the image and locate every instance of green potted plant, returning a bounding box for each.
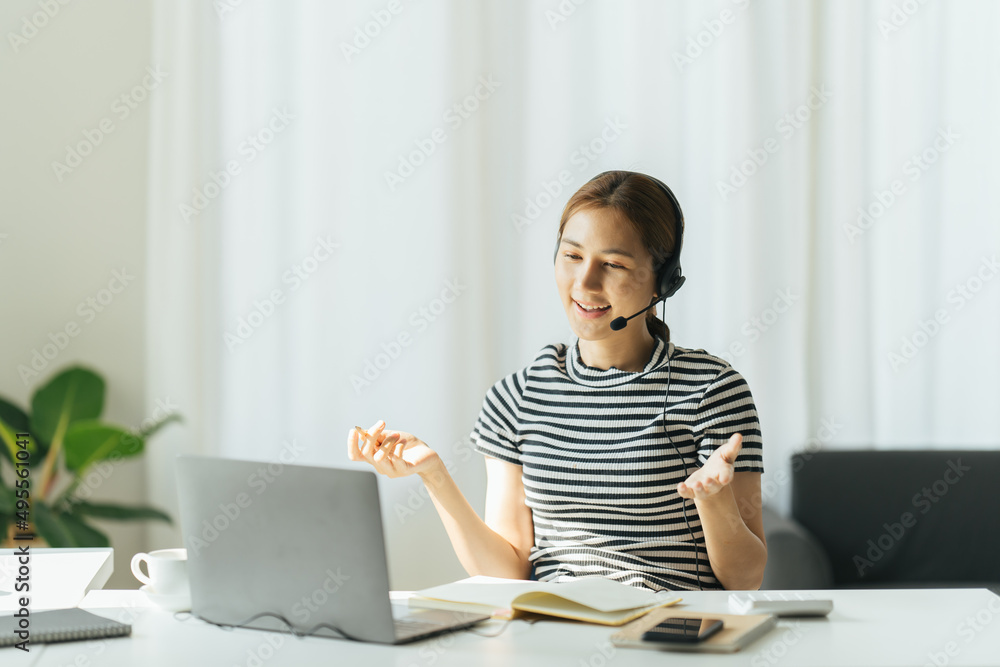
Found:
[0,366,179,547]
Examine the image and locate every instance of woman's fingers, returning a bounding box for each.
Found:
[350,423,427,479]
[368,432,407,476]
[368,419,386,443]
[378,432,401,456]
[719,433,743,464]
[347,427,362,461]
[717,465,734,486]
[677,467,731,499]
[373,446,403,472]
[356,421,385,457]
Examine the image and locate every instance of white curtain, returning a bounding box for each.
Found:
[146,0,1000,590]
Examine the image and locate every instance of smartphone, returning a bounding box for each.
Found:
[641,617,724,644]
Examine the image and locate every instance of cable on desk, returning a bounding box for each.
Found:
[176,610,520,641]
[179,610,366,641]
[465,618,515,637]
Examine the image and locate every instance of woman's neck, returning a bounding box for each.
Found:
[577,328,658,373]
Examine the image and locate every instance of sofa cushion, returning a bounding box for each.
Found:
[790,450,1000,588]
[761,505,835,590]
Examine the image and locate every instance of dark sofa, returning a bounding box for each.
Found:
[761,450,1000,595]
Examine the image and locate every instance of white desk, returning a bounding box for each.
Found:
[6,587,1000,666]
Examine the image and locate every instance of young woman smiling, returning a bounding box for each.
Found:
[348,171,767,591]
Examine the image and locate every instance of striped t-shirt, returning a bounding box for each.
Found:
[469,334,763,592]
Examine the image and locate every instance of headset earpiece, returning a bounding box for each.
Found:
[554,172,685,303]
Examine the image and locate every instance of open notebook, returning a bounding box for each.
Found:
[408,575,682,626]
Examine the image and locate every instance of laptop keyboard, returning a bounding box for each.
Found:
[394,618,445,640]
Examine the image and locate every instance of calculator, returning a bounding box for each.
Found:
[727,591,833,617]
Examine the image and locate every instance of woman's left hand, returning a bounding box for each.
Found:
[677,433,743,500]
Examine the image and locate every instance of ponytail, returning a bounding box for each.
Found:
[645,311,670,343]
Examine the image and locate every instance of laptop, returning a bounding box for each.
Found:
[175,456,489,644]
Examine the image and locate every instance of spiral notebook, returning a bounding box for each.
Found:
[1,608,131,648]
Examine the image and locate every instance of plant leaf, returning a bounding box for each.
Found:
[58,512,111,547]
[30,367,104,446]
[31,501,110,547]
[136,412,183,441]
[0,397,30,432]
[0,399,40,463]
[70,501,172,524]
[0,482,14,514]
[32,501,76,547]
[63,421,144,472]
[0,417,20,463]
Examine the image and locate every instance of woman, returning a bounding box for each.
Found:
[347,171,767,591]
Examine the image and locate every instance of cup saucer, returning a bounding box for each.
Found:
[140,584,191,612]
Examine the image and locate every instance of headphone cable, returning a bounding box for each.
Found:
[659,301,704,592]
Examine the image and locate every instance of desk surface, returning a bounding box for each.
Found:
[7,587,1000,666]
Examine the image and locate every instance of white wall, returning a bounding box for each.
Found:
[0,0,153,589]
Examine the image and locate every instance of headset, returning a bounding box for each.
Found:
[553,171,685,330]
[553,170,704,591]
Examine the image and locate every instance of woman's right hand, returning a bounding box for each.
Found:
[347,419,442,479]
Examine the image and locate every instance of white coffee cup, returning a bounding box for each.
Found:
[131,548,189,596]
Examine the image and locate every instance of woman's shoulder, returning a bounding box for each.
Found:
[671,343,728,364]
[669,343,746,378]
[481,342,565,398]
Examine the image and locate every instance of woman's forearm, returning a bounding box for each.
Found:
[693,485,767,590]
[418,459,531,580]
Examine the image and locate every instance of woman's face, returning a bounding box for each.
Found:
[555,206,658,342]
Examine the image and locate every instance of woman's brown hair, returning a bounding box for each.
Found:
[556,171,678,343]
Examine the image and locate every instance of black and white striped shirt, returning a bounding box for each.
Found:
[470,334,763,592]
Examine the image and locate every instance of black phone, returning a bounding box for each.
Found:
[641,617,724,644]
